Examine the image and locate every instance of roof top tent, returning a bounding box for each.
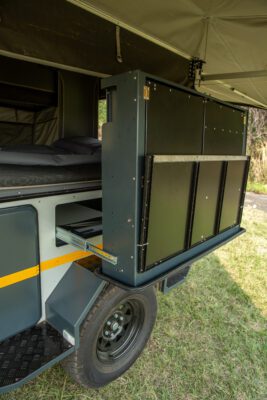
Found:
[0,0,255,394]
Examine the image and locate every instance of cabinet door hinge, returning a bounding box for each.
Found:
[143,85,150,100]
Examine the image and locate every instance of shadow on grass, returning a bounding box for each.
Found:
[2,254,266,400]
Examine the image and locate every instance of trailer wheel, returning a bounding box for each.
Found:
[62,284,157,388]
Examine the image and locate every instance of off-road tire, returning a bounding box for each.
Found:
[62,284,157,388]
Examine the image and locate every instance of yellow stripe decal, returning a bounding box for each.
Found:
[0,266,39,289]
[40,245,102,272]
[0,245,102,288]
[40,250,89,272]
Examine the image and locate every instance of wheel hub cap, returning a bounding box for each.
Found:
[96,299,145,363]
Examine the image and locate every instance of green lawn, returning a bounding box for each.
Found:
[247,181,267,195]
[3,206,267,400]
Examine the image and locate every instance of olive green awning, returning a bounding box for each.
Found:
[68,0,267,108]
[0,0,266,107]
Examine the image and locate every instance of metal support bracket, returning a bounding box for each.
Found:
[189,57,204,86]
[56,227,118,265]
[202,69,267,81]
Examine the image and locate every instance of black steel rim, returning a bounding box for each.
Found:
[96,299,145,364]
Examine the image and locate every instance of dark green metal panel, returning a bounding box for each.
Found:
[101,71,248,287]
[146,80,204,155]
[204,100,246,155]
[0,206,40,341]
[191,162,222,245]
[46,262,106,347]
[145,161,193,268]
[220,161,246,231]
[101,71,147,285]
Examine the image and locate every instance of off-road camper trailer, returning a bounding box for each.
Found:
[0,0,261,393]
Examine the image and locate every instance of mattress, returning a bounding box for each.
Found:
[0,136,102,189]
[0,163,101,187]
[0,136,101,167]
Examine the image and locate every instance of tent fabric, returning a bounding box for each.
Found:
[0,106,59,146]
[0,107,34,146]
[0,0,266,107]
[69,0,267,108]
[0,0,188,84]
[34,107,60,145]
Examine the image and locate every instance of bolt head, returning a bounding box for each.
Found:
[119,316,124,321]
[104,330,110,336]
[107,321,111,326]
[114,313,118,319]
[112,322,119,331]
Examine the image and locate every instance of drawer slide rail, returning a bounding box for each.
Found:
[56,226,118,265]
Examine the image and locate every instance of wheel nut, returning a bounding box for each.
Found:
[114,313,118,319]
[107,321,111,326]
[119,316,124,321]
[105,330,109,336]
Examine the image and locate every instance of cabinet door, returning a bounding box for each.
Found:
[0,206,40,341]
[220,161,246,232]
[145,161,193,268]
[191,162,222,245]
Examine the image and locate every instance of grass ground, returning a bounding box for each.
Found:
[247,181,267,194]
[2,206,267,400]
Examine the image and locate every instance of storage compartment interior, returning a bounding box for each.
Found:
[56,198,102,246]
